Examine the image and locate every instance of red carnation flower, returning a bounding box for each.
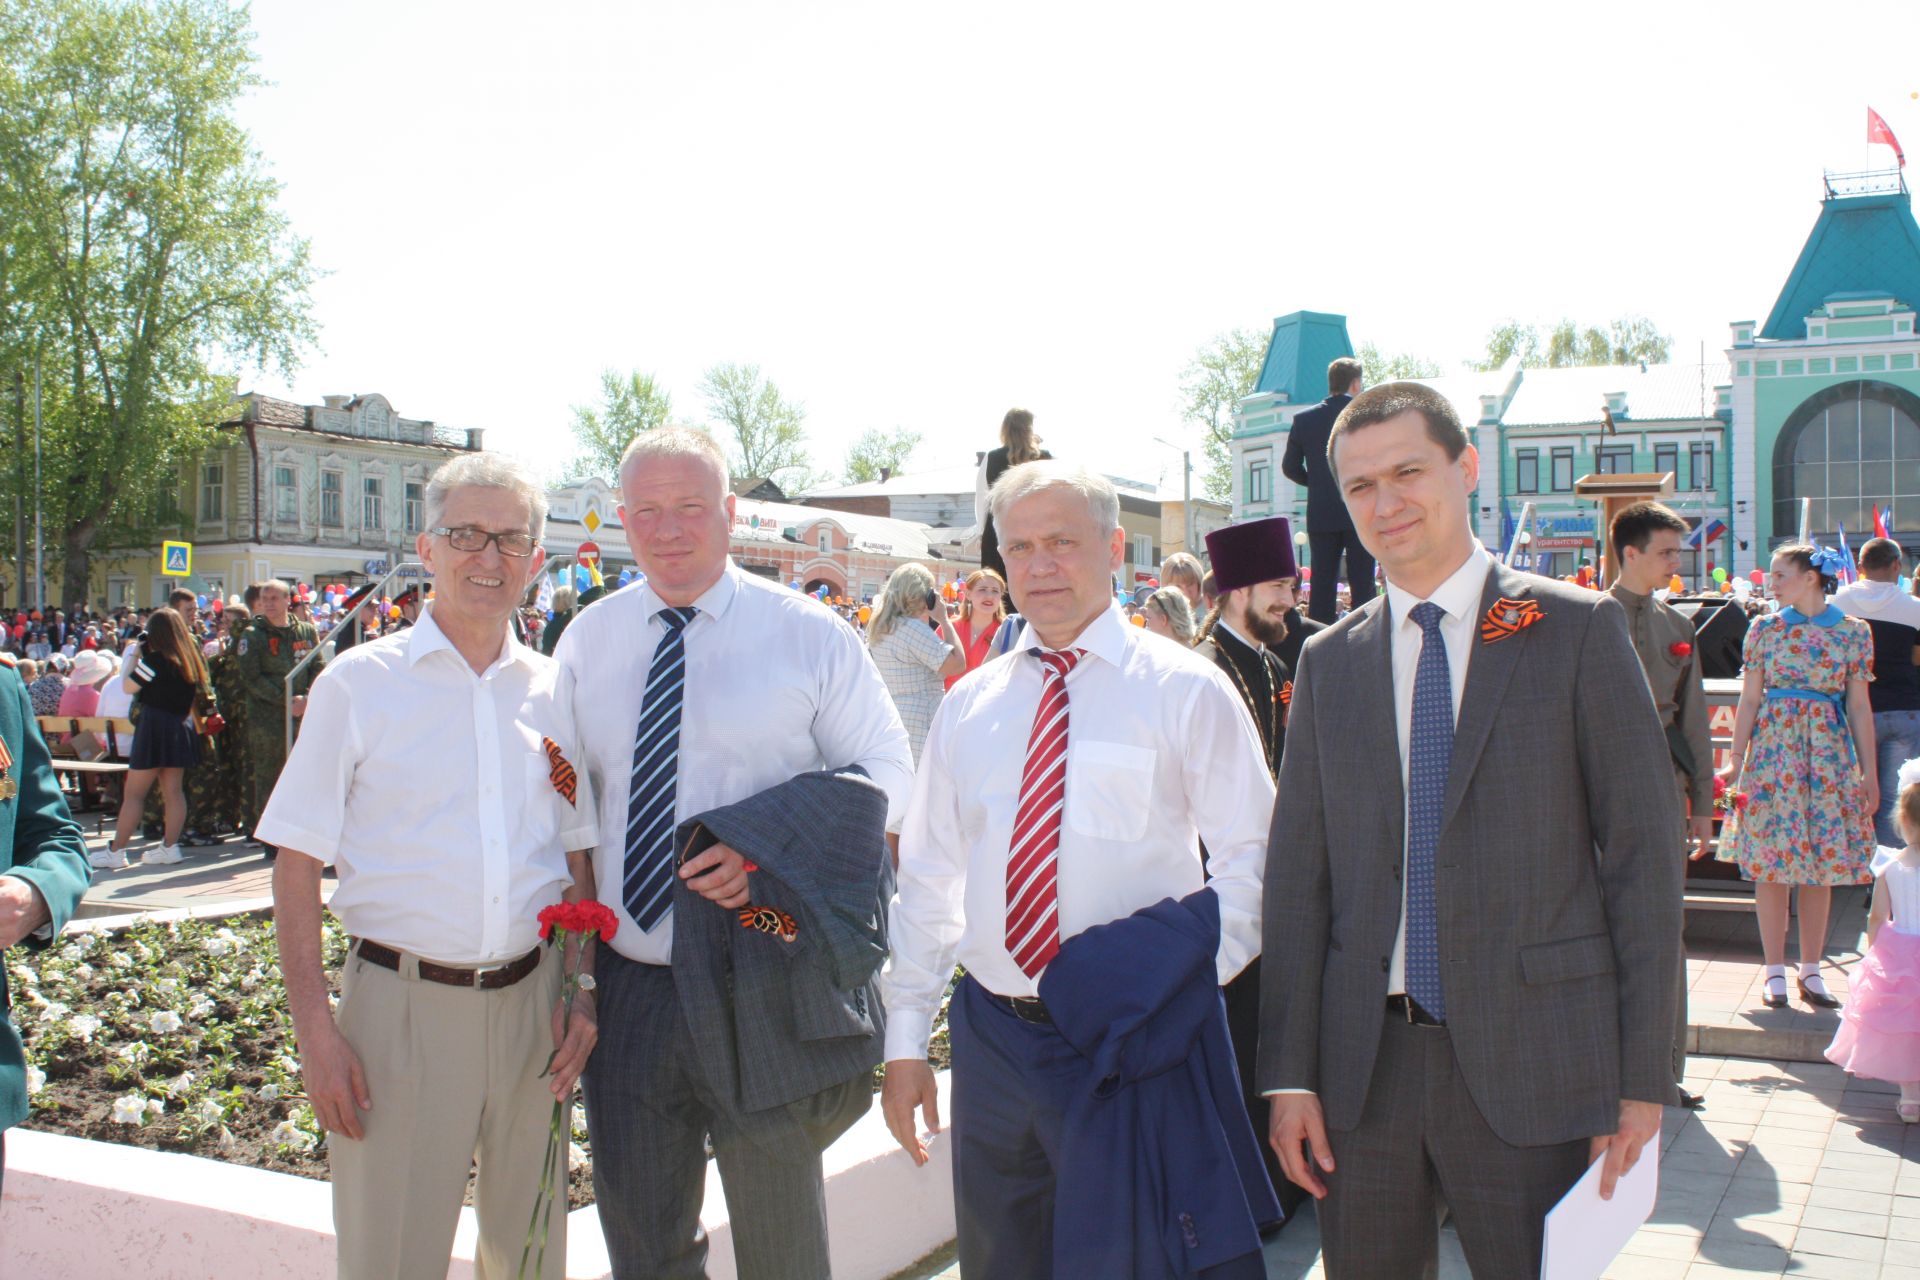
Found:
[536,900,621,943]
[1713,774,1727,799]
[1670,641,1692,658]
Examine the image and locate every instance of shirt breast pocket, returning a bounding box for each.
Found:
[523,753,562,846]
[1065,740,1156,841]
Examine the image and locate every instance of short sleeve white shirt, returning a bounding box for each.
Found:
[255,604,597,964]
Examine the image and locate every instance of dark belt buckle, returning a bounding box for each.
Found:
[1007,995,1051,1025]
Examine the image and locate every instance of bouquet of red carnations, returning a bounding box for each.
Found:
[519,900,619,1280]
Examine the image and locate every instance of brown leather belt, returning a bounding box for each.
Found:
[353,939,543,990]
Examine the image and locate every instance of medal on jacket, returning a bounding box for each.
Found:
[0,733,17,801]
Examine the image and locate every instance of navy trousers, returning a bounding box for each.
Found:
[1306,530,1377,625]
[582,949,830,1280]
[949,976,1266,1280]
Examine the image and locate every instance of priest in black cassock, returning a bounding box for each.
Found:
[1198,515,1302,1217]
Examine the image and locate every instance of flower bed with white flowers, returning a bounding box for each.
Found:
[11,914,599,1206]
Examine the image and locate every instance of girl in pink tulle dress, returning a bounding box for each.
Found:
[1826,762,1920,1122]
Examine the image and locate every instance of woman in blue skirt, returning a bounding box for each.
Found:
[98,607,213,869]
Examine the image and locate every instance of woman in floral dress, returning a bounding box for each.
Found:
[1721,544,1877,1010]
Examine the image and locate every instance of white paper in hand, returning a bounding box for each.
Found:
[1540,1143,1659,1280]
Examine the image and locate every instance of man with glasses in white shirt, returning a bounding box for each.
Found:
[556,427,913,1280]
[880,460,1275,1279]
[263,453,600,1279]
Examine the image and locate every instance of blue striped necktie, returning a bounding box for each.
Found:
[624,605,698,931]
[1405,601,1453,1022]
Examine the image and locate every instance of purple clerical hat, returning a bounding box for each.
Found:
[1205,517,1297,595]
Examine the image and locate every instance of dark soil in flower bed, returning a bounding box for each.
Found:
[13,914,952,1213]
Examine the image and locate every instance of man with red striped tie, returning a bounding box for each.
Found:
[880,461,1276,1278]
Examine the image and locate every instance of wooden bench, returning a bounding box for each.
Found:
[36,717,134,818]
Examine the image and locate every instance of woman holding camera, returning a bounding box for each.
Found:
[866,562,965,768]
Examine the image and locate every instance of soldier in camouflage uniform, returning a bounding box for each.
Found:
[237,581,321,860]
[205,604,252,835]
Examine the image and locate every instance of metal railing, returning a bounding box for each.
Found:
[281,559,429,751]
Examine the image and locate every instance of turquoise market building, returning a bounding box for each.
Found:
[1231,169,1920,584]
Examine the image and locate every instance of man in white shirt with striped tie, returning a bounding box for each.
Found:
[557,427,913,1279]
[880,461,1275,1279]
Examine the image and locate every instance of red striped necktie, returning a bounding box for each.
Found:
[1007,647,1083,978]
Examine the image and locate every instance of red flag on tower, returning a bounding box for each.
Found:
[1870,107,1906,168]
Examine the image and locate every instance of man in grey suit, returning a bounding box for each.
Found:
[1260,382,1682,1278]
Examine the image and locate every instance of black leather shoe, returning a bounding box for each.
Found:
[1762,977,1788,1008]
[1798,978,1842,1009]
[1677,1088,1706,1110]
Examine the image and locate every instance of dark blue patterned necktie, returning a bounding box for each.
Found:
[1405,601,1453,1021]
[624,606,698,931]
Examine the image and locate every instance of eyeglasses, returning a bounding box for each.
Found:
[430,526,538,557]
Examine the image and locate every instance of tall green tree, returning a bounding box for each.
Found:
[842,427,921,484]
[0,0,315,606]
[1356,341,1443,383]
[699,362,813,490]
[1178,327,1268,502]
[1474,316,1671,371]
[567,369,671,480]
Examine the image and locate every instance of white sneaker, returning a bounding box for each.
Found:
[140,845,184,867]
[88,847,128,871]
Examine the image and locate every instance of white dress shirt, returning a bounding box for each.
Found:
[880,603,1275,1062]
[96,642,136,719]
[555,559,915,965]
[254,604,597,964]
[1382,542,1491,996]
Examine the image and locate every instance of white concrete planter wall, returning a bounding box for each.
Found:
[1,1072,954,1279]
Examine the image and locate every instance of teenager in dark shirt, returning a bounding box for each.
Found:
[1834,537,1920,845]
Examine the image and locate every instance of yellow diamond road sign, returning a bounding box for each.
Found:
[162,540,192,576]
[583,508,602,534]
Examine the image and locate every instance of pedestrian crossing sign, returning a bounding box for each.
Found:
[162,540,192,576]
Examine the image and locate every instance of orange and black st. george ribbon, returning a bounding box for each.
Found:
[1479,597,1544,644]
[738,905,799,943]
[541,736,577,806]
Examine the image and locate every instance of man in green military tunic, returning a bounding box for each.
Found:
[237,581,321,860]
[0,652,92,1190]
[1609,501,1715,1110]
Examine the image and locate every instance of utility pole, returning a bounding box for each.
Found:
[32,351,43,610]
[11,369,22,610]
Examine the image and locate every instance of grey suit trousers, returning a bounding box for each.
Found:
[1318,1012,1589,1280]
[583,950,831,1280]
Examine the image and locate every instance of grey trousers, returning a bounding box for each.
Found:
[582,950,830,1280]
[1318,1013,1590,1280]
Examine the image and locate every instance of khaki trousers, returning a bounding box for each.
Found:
[329,942,566,1280]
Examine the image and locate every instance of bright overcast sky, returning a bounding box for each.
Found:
[236,0,1920,493]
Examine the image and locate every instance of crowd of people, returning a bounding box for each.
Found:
[1,368,1919,1280]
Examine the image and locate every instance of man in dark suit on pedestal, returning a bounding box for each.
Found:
[1282,357,1375,625]
[1262,382,1681,1278]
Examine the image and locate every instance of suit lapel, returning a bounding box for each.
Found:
[1348,599,1405,857]
[1441,563,1532,831]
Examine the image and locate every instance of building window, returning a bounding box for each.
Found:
[1132,535,1152,567]
[1247,460,1272,504]
[817,528,831,553]
[1689,442,1715,491]
[362,476,384,530]
[404,482,424,534]
[274,465,298,521]
[1514,449,1539,494]
[199,463,224,522]
[1653,443,1678,481]
[152,479,179,525]
[1550,447,1574,492]
[1772,381,1920,542]
[321,471,344,528]
[1596,444,1633,475]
